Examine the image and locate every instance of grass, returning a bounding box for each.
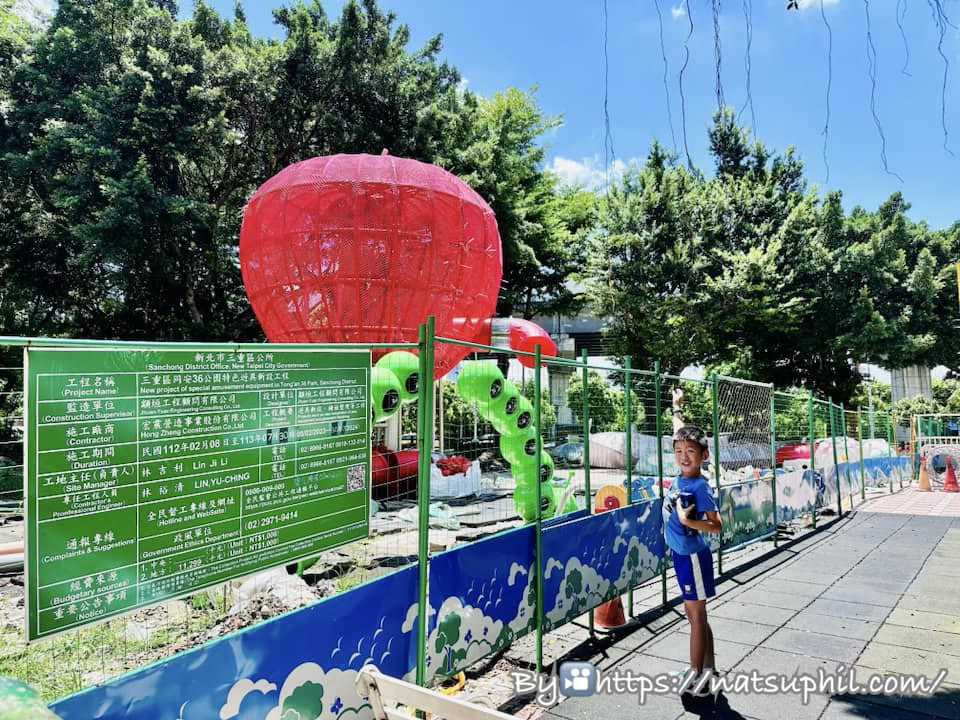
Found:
[0,596,227,702]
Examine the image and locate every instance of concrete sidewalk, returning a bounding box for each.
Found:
[530,495,960,719]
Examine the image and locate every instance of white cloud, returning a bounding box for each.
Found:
[671,5,686,19]
[796,0,840,9]
[548,155,629,190]
[262,663,363,720]
[507,561,528,586]
[219,678,277,719]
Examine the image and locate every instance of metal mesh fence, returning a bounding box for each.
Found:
[715,376,773,475]
[0,360,23,514]
[0,334,924,702]
[713,377,775,551]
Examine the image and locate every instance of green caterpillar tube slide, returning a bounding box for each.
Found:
[457,360,562,522]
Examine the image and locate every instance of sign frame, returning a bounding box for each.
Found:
[25,346,371,640]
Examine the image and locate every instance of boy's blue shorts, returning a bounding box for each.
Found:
[672,546,716,601]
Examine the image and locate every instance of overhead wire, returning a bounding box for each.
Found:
[603,0,616,188]
[738,0,757,136]
[712,0,724,110]
[863,0,903,183]
[926,0,953,156]
[653,0,678,155]
[820,0,832,184]
[678,0,694,170]
[895,0,911,76]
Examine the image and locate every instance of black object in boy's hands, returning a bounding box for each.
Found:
[679,492,698,537]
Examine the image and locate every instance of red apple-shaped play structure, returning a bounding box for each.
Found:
[239,153,509,379]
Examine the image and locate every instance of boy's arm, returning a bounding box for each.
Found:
[671,387,684,432]
[678,507,722,534]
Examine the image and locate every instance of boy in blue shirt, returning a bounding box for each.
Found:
[665,388,722,694]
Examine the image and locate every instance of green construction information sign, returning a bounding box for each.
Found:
[25,347,371,640]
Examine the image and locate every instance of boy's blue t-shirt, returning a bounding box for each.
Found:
[663,474,718,555]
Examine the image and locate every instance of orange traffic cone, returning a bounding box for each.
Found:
[594,596,628,629]
[944,458,959,492]
[917,455,932,491]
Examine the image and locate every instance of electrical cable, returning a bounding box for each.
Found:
[895,0,911,76]
[679,0,695,170]
[712,0,725,110]
[738,0,757,135]
[654,0,678,155]
[820,0,832,184]
[603,0,616,187]
[927,0,953,156]
[864,0,903,183]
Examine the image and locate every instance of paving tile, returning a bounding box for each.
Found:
[840,666,960,719]
[723,647,837,720]
[871,624,960,657]
[829,576,912,595]
[785,611,880,641]
[752,578,827,598]
[773,564,854,581]
[709,600,797,627]
[857,642,960,679]
[804,597,891,622]
[762,627,867,663]
[734,588,814,611]
[643,630,755,670]
[885,607,960,635]
[819,696,936,720]
[673,616,778,646]
[732,645,843,677]
[919,560,960,576]
[900,592,960,616]
[820,586,902,608]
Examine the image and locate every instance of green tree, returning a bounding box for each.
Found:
[891,395,939,428]
[1,0,571,342]
[566,370,618,432]
[436,86,571,319]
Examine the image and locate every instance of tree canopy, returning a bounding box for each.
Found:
[1,1,958,407]
[585,109,960,402]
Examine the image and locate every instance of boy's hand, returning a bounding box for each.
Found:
[672,387,683,407]
[677,502,695,525]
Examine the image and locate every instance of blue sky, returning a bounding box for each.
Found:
[197,0,960,232]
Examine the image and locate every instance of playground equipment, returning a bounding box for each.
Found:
[456,360,561,522]
[239,153,556,380]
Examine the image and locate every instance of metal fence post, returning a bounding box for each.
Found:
[582,350,594,635]
[581,349,591,504]
[654,361,667,606]
[887,411,895,493]
[415,318,435,687]
[840,403,852,509]
[808,391,817,529]
[770,391,778,547]
[712,373,723,575]
[624,356,633,617]
[829,399,842,517]
[858,410,866,502]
